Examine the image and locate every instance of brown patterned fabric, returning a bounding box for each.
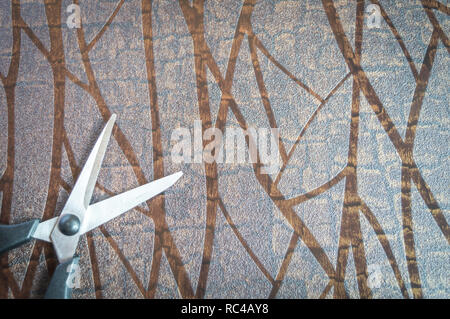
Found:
[0,0,449,298]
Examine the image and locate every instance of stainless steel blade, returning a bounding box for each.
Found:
[65,114,116,212]
[80,171,183,235]
[32,218,58,242]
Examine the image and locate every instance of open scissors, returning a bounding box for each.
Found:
[0,114,182,298]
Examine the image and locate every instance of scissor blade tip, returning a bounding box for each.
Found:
[172,171,183,180]
[164,171,183,185]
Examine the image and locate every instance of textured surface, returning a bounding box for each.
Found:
[0,0,449,299]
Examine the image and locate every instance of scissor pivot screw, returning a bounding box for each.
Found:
[58,214,81,236]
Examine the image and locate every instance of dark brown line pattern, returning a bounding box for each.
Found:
[0,0,448,298]
[334,0,369,299]
[218,198,275,285]
[321,0,448,298]
[369,0,419,81]
[178,0,221,299]
[141,0,166,298]
[0,0,21,300]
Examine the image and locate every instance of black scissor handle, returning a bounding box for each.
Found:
[0,220,79,299]
[45,256,80,299]
[0,219,40,255]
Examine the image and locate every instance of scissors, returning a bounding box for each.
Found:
[0,114,182,298]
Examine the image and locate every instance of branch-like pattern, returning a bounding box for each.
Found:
[0,0,448,299]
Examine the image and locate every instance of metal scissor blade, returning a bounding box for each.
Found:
[49,115,116,263]
[65,114,116,212]
[81,171,183,235]
[32,218,58,242]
